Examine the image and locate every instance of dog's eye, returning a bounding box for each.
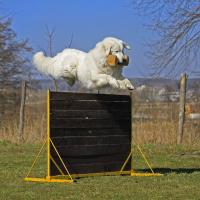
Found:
[115,51,118,53]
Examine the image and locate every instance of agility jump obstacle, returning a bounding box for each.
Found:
[25,90,162,183]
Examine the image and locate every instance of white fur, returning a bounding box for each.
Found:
[33,37,134,90]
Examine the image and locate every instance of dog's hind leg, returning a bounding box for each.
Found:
[63,77,76,87]
[60,56,77,87]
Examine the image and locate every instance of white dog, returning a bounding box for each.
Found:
[33,37,134,90]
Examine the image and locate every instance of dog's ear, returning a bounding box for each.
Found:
[123,42,131,50]
[102,44,112,56]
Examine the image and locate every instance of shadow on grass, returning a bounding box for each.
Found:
[135,168,200,174]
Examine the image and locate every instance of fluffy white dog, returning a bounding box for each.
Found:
[33,37,134,90]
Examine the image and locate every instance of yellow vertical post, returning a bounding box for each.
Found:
[47,90,51,179]
[130,91,133,171]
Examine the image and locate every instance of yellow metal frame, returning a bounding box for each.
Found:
[47,89,50,179]
[24,90,163,183]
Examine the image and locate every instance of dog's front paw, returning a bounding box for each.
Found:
[127,85,134,90]
[109,78,120,89]
[124,79,134,90]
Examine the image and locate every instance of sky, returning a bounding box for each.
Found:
[1,0,151,78]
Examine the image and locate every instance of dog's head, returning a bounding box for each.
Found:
[99,37,131,65]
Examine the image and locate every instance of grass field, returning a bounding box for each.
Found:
[0,141,200,200]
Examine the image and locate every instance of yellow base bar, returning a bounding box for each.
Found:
[24,177,74,183]
[51,171,163,180]
[51,171,134,180]
[24,171,163,183]
[131,173,164,176]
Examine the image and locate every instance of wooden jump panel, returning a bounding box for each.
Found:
[50,160,131,175]
[49,91,132,176]
[50,127,131,137]
[51,153,131,165]
[51,135,130,146]
[51,153,131,175]
[50,110,130,119]
[50,144,130,156]
[50,91,131,101]
[50,100,130,111]
[50,118,130,129]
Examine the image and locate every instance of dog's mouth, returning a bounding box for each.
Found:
[117,55,129,66]
[118,60,125,65]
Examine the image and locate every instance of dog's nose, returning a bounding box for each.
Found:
[123,58,126,62]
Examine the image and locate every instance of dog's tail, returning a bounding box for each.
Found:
[33,52,59,77]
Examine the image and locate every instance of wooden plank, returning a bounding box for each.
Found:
[51,153,131,165]
[50,100,131,111]
[50,110,131,119]
[50,91,131,102]
[50,144,130,156]
[50,127,131,137]
[51,135,131,146]
[50,119,130,129]
[177,73,186,144]
[50,160,131,176]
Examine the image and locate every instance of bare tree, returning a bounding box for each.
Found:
[0,17,35,89]
[0,16,39,116]
[131,0,200,78]
[35,24,74,91]
[66,34,75,48]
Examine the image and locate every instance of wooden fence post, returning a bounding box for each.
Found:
[19,81,26,144]
[177,73,186,144]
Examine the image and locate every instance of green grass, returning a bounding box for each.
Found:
[0,141,200,200]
